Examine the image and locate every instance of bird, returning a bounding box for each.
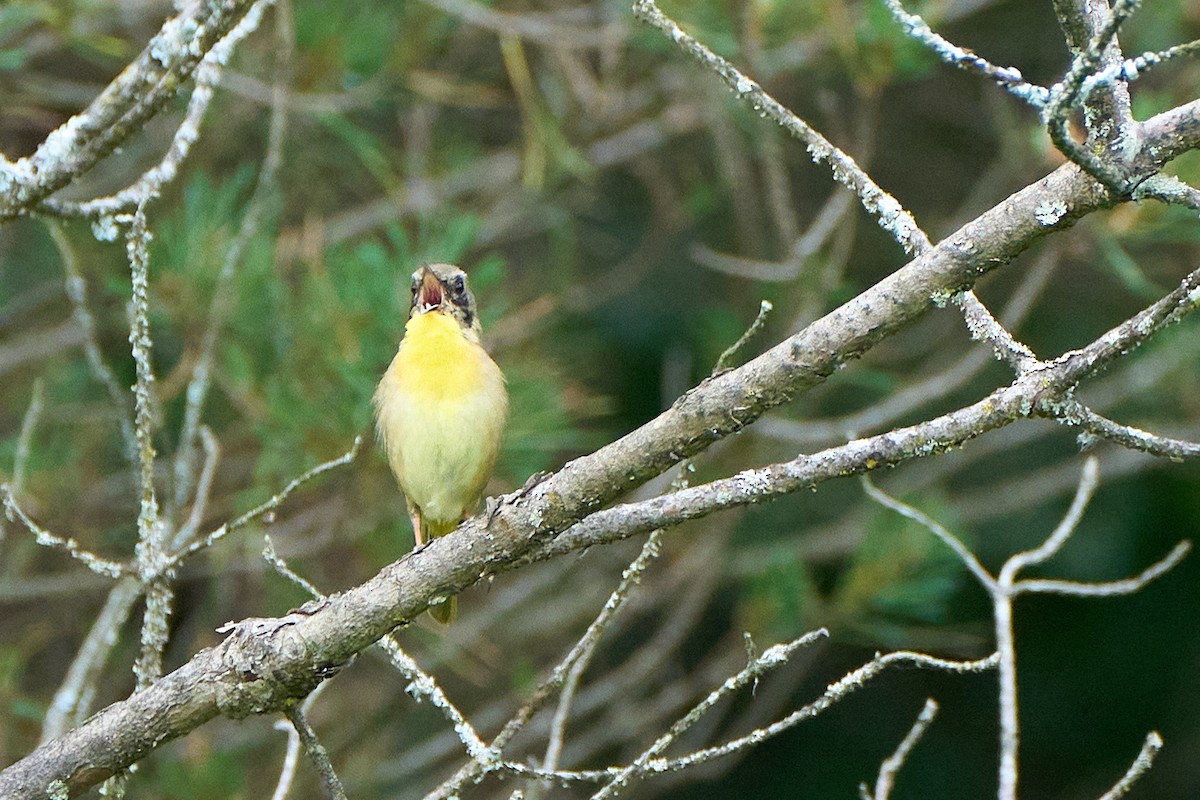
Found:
[373,263,508,623]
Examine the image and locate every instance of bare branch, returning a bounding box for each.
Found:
[1097,732,1164,800]
[42,1,274,219]
[1000,456,1100,580]
[883,0,1049,106]
[1015,540,1191,597]
[172,0,293,512]
[125,206,163,559]
[648,652,997,775]
[282,702,348,800]
[1,487,123,579]
[867,698,940,800]
[541,530,666,779]
[591,629,829,799]
[271,681,330,800]
[633,0,932,255]
[168,436,361,568]
[51,221,137,460]
[0,0,273,220]
[1061,401,1200,459]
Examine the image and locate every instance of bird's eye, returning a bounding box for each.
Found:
[450,274,466,299]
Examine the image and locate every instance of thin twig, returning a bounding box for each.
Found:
[125,206,163,554]
[378,634,494,763]
[1,487,123,578]
[956,291,1040,373]
[691,189,854,282]
[1058,401,1200,460]
[428,528,670,800]
[542,530,666,778]
[283,702,348,800]
[172,0,293,512]
[1000,456,1100,579]
[1043,0,1141,192]
[867,698,940,800]
[1096,732,1164,800]
[645,653,998,777]
[870,456,1185,800]
[172,427,221,549]
[40,578,142,742]
[883,0,1049,106]
[714,301,772,372]
[50,221,137,460]
[168,436,361,568]
[1081,40,1200,102]
[1015,541,1191,597]
[1132,173,1200,211]
[271,681,331,800]
[591,629,829,799]
[125,205,173,693]
[633,0,932,256]
[262,528,491,764]
[861,476,996,590]
[6,379,45,530]
[262,535,323,600]
[417,0,623,48]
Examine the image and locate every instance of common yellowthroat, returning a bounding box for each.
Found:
[374,263,508,623]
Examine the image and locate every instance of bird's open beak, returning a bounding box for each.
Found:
[415,270,445,314]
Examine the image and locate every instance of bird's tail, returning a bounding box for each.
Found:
[424,516,462,624]
[429,596,457,624]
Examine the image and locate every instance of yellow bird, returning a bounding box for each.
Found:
[373,263,508,623]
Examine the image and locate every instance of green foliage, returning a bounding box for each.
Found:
[150,748,246,799]
[1096,234,1164,300]
[294,2,408,79]
[742,545,820,640]
[857,1,940,85]
[0,3,57,71]
[833,491,968,644]
[155,182,594,496]
[0,644,33,719]
[318,114,400,192]
[501,358,600,482]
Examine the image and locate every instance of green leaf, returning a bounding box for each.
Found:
[835,491,966,629]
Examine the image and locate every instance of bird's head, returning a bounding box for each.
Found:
[409,263,481,338]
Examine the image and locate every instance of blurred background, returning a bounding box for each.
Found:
[2,0,1200,797]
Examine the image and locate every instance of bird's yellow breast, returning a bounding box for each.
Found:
[391,312,491,402]
[374,311,507,530]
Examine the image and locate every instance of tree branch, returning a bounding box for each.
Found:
[4,65,1200,800]
[0,0,271,220]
